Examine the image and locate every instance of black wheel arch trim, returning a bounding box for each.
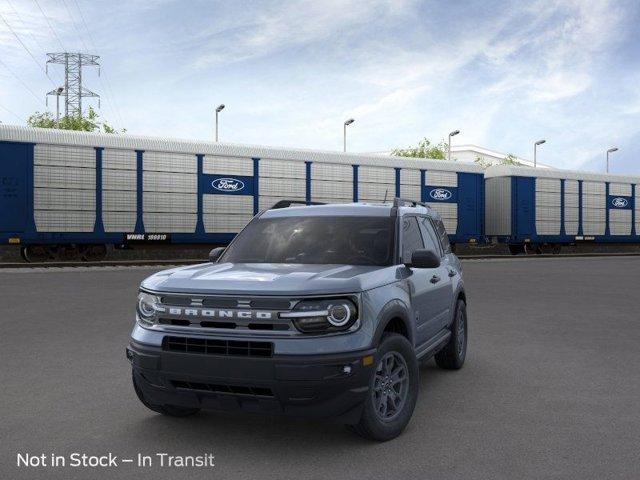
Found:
[371,299,413,347]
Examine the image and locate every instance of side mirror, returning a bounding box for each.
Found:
[209,247,225,263]
[407,249,440,269]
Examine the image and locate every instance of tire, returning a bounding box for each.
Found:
[435,299,467,370]
[132,371,200,417]
[351,333,419,441]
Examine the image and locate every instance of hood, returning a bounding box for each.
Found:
[141,262,398,296]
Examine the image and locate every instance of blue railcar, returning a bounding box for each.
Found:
[485,165,640,254]
[0,125,485,261]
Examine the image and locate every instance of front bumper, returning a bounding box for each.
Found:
[128,340,376,423]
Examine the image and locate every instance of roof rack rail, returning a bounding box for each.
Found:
[270,200,326,209]
[392,197,430,209]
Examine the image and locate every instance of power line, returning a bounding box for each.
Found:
[5,0,65,85]
[0,102,25,122]
[60,0,90,51]
[69,0,125,128]
[33,0,66,52]
[0,56,46,105]
[0,12,57,88]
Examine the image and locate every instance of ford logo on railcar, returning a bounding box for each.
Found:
[211,178,244,192]
[611,197,628,208]
[429,188,452,201]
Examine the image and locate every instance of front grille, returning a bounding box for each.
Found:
[163,336,273,357]
[171,380,274,397]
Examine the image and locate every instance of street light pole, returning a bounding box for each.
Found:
[343,118,355,152]
[448,130,460,161]
[606,147,618,173]
[55,87,64,128]
[534,139,546,167]
[215,104,225,142]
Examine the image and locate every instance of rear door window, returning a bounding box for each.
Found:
[418,217,442,256]
[401,216,425,264]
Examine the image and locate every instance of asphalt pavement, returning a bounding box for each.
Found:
[1,257,639,480]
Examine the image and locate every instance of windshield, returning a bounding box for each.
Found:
[220,216,396,266]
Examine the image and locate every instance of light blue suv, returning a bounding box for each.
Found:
[128,198,468,441]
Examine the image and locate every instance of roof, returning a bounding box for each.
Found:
[0,124,484,173]
[485,164,640,184]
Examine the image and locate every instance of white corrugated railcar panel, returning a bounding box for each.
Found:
[311,163,352,181]
[260,177,306,197]
[400,169,420,186]
[103,169,136,191]
[582,195,605,208]
[358,182,395,200]
[143,151,196,173]
[427,202,457,234]
[34,144,95,168]
[636,190,640,233]
[565,222,579,235]
[582,208,606,222]
[399,184,421,201]
[203,156,253,176]
[34,210,95,232]
[259,195,305,211]
[34,165,95,190]
[310,197,353,205]
[103,149,136,170]
[103,190,136,211]
[203,194,254,215]
[564,180,579,193]
[582,181,605,195]
[582,222,605,235]
[358,166,395,184]
[143,192,197,213]
[536,191,561,207]
[609,183,632,196]
[536,206,561,221]
[103,212,136,232]
[259,159,306,179]
[609,209,631,235]
[311,180,352,199]
[143,171,196,193]
[204,214,253,233]
[143,213,197,232]
[426,170,457,187]
[34,188,95,211]
[535,178,560,193]
[564,207,579,235]
[484,177,511,236]
[536,203,561,235]
[564,191,579,208]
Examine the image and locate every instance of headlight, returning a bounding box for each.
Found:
[136,291,161,326]
[281,298,358,333]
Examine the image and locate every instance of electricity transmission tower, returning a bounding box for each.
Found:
[46,53,100,118]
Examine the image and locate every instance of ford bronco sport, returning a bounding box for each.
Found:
[128,198,468,441]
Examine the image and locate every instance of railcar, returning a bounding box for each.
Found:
[485,165,640,254]
[0,125,485,261]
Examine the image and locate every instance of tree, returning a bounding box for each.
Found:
[474,153,523,169]
[27,107,125,133]
[392,138,450,160]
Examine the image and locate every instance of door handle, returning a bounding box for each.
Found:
[448,268,457,277]
[430,275,441,284]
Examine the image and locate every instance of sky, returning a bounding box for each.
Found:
[0,0,639,174]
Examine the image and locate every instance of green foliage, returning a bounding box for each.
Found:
[27,107,125,134]
[392,138,450,160]
[474,153,523,169]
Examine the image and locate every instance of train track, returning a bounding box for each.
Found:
[1,252,640,268]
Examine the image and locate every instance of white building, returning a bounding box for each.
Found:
[368,145,552,169]
[450,145,551,169]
